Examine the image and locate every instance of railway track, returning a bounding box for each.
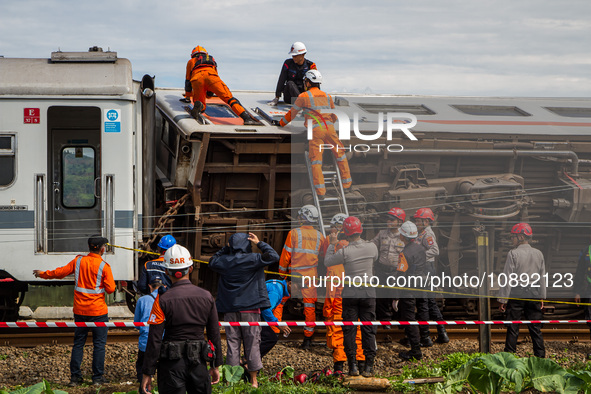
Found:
[1,324,589,347]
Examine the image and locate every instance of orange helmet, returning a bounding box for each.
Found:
[191,46,207,57]
[413,208,435,221]
[387,207,406,222]
[511,223,532,237]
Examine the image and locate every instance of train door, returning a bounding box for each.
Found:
[47,106,102,252]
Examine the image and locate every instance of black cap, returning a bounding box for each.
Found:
[88,235,109,249]
[150,275,163,285]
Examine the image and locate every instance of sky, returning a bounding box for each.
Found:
[1,0,590,97]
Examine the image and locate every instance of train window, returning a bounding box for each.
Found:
[160,120,177,155]
[61,146,96,208]
[0,134,16,187]
[451,105,531,116]
[356,103,436,115]
[204,104,238,118]
[544,107,591,118]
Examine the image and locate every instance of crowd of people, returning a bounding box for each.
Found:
[28,42,559,393]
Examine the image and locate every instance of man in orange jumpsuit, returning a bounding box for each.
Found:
[185,45,257,125]
[322,213,365,373]
[279,70,352,198]
[279,204,325,349]
[33,235,116,386]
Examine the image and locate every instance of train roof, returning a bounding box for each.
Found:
[0,51,134,97]
[158,89,591,139]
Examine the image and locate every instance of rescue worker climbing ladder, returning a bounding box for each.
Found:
[279,70,352,197]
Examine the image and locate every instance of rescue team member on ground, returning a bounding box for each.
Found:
[209,232,279,388]
[185,45,258,125]
[279,70,352,198]
[142,244,222,394]
[574,230,591,359]
[498,223,546,358]
[371,207,405,324]
[322,213,365,374]
[278,205,325,349]
[137,234,175,294]
[413,207,449,345]
[260,279,292,358]
[33,236,115,386]
[269,41,317,106]
[396,221,429,361]
[134,275,163,394]
[324,216,379,378]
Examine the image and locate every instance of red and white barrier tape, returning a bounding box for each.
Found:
[1,320,591,328]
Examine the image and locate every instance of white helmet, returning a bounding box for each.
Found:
[304,69,322,84]
[399,221,418,239]
[330,213,348,226]
[288,41,307,56]
[162,244,193,269]
[298,204,319,223]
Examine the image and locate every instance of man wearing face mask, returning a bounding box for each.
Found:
[269,41,317,106]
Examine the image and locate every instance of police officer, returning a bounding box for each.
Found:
[142,244,222,394]
[371,207,406,323]
[413,208,448,344]
[137,234,176,294]
[325,216,379,377]
[397,222,429,361]
[498,223,546,358]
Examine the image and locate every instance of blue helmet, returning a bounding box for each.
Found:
[157,235,177,250]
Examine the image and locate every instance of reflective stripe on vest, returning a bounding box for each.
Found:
[305,91,333,129]
[74,256,106,295]
[293,228,321,256]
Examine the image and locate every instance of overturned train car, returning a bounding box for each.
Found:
[1,48,590,320]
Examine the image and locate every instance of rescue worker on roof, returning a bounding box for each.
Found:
[396,222,429,361]
[278,204,325,349]
[371,207,406,324]
[137,234,175,294]
[185,45,258,125]
[268,41,317,106]
[322,213,365,374]
[279,70,352,199]
[498,223,546,358]
[142,244,223,394]
[413,208,449,344]
[324,216,379,377]
[574,231,591,359]
[33,235,116,386]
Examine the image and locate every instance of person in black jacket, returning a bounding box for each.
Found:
[268,42,317,106]
[142,244,222,394]
[209,232,279,388]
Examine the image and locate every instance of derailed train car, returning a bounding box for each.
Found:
[1,48,590,320]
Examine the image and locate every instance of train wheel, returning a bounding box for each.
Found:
[125,283,139,314]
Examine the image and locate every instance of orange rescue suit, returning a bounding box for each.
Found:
[37,253,116,316]
[322,238,365,362]
[279,225,325,337]
[185,55,246,117]
[279,87,352,196]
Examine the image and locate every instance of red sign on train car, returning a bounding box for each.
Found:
[24,108,40,124]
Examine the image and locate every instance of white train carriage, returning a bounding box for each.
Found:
[0,49,143,318]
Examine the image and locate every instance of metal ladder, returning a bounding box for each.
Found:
[304,151,349,236]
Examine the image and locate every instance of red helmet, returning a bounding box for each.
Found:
[511,223,532,236]
[413,208,435,221]
[387,207,406,221]
[191,46,207,57]
[342,216,363,236]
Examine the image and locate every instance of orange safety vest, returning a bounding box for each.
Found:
[279,225,325,276]
[279,87,338,128]
[39,253,116,316]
